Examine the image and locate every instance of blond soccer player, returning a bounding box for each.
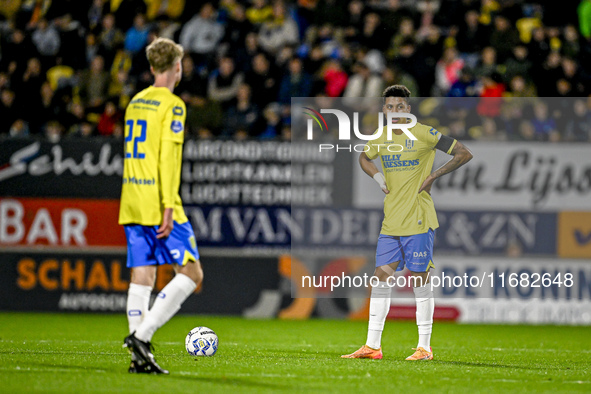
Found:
[119,38,203,374]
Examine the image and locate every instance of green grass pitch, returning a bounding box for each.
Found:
[0,313,589,393]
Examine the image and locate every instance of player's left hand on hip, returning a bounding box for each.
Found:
[418,176,434,195]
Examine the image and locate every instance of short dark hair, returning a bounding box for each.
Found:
[382,85,411,104]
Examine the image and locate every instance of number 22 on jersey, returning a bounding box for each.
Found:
[125,119,147,159]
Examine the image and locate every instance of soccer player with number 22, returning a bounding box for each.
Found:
[119,38,203,374]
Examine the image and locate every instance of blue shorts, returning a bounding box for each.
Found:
[124,221,199,268]
[375,229,435,272]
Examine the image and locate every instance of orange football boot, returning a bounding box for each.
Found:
[341,345,383,359]
[405,347,433,360]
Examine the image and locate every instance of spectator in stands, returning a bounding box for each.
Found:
[490,15,520,63]
[245,53,280,109]
[456,9,489,64]
[180,3,225,68]
[278,57,312,105]
[388,17,415,59]
[87,0,108,33]
[531,101,558,141]
[476,73,506,118]
[528,27,550,65]
[97,100,122,136]
[394,38,433,96]
[303,44,327,77]
[97,13,125,66]
[561,57,586,96]
[8,120,30,138]
[503,45,532,83]
[223,3,253,54]
[224,83,261,138]
[343,0,365,41]
[176,55,221,136]
[475,46,499,78]
[356,13,390,52]
[506,75,537,97]
[0,90,18,135]
[154,15,182,41]
[381,65,419,97]
[44,120,65,143]
[37,82,58,133]
[435,46,464,95]
[259,103,282,139]
[562,25,581,59]
[566,99,591,141]
[234,32,262,73]
[532,51,562,96]
[320,59,348,97]
[421,25,445,70]
[62,102,88,135]
[96,14,125,66]
[69,121,96,138]
[0,28,36,78]
[246,0,273,26]
[79,55,110,109]
[208,56,244,110]
[124,13,150,55]
[14,58,44,108]
[447,67,479,98]
[32,18,61,59]
[258,1,299,54]
[343,61,383,101]
[314,0,348,29]
[54,13,88,70]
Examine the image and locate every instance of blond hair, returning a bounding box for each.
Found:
[146,37,184,74]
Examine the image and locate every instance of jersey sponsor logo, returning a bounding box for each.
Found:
[173,106,184,116]
[429,128,438,136]
[171,120,183,133]
[381,154,419,168]
[129,98,161,106]
[413,251,428,258]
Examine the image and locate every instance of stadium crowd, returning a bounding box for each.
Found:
[0,0,590,142]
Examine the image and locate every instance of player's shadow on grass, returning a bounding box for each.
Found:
[433,360,559,371]
[20,360,119,374]
[168,374,291,389]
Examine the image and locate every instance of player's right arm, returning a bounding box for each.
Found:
[360,139,389,194]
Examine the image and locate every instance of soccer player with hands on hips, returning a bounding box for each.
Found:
[119,38,203,374]
[342,85,473,361]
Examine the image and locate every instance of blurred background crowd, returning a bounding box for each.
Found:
[0,0,590,142]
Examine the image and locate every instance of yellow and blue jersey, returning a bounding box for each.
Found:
[118,86,188,226]
[365,122,456,236]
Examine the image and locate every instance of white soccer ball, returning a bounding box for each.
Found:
[185,326,218,356]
